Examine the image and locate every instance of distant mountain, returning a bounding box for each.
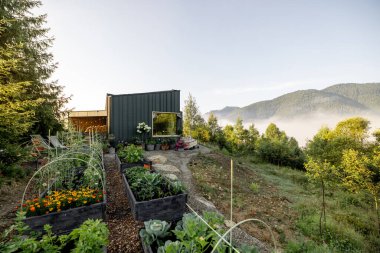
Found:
[206,83,380,122]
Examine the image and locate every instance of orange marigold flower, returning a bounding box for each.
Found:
[30,206,36,212]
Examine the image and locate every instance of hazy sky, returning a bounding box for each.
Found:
[39,0,380,113]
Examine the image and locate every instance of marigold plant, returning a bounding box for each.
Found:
[21,188,104,217]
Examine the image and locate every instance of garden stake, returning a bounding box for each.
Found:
[230,159,233,253]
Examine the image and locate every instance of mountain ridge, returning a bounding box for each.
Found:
[206,83,380,122]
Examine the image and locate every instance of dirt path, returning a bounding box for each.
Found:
[104,153,143,253]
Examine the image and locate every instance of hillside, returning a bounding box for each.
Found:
[206,83,380,122]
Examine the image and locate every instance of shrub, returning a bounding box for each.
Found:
[0,144,27,178]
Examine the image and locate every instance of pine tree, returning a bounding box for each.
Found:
[0,0,69,137]
[0,43,42,146]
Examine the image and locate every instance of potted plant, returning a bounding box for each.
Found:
[122,167,187,221]
[137,122,151,146]
[168,138,177,150]
[176,139,185,151]
[160,139,169,151]
[146,139,156,151]
[154,138,161,151]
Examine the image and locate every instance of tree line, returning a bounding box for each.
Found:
[0,1,68,179]
[183,94,305,169]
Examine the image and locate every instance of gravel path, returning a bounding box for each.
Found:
[104,154,143,253]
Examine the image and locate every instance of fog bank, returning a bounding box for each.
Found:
[218,113,380,147]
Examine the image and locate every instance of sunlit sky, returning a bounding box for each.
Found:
[39,0,380,113]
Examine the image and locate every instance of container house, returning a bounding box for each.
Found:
[68,90,182,142]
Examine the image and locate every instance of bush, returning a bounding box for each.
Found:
[0,144,27,178]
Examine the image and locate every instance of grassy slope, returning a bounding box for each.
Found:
[189,150,379,252]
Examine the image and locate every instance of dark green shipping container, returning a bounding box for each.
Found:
[108,90,181,142]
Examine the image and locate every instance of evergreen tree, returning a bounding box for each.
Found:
[0,43,42,146]
[0,0,69,137]
[183,93,202,137]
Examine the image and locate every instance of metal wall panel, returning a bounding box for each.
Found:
[109,90,181,141]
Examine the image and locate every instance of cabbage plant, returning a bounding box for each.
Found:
[139,220,171,246]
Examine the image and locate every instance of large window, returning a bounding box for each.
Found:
[152,112,180,137]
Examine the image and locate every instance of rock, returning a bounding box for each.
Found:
[147,155,168,164]
[164,174,178,181]
[194,196,216,210]
[153,164,180,173]
[224,219,236,228]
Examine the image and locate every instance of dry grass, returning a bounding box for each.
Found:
[189,152,297,250]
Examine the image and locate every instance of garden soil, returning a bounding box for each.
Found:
[104,153,143,253]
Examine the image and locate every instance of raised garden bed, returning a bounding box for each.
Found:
[140,236,154,253]
[122,168,187,221]
[23,190,107,235]
[116,154,152,172]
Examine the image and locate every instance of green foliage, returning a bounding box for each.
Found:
[69,219,109,253]
[117,144,144,163]
[0,43,42,147]
[285,240,331,253]
[166,212,226,253]
[305,117,370,166]
[207,113,220,143]
[140,220,171,246]
[0,213,108,253]
[334,117,370,144]
[183,93,204,137]
[0,0,69,137]
[249,182,260,193]
[125,167,185,201]
[373,129,380,143]
[257,123,305,169]
[155,212,258,253]
[0,144,27,178]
